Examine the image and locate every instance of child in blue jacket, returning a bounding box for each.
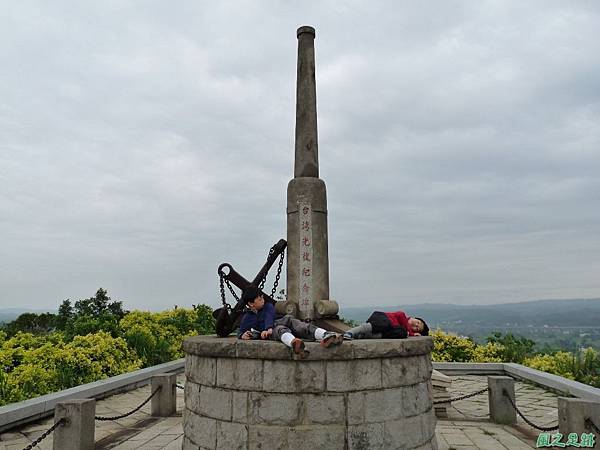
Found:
[237,286,342,358]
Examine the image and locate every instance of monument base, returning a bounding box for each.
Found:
[182,336,437,450]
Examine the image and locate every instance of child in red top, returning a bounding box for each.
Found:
[343,310,429,340]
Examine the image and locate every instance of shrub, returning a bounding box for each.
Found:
[119,306,214,367]
[524,348,600,388]
[486,332,535,364]
[0,331,141,406]
[431,330,477,362]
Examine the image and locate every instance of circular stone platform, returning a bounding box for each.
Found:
[182,336,437,450]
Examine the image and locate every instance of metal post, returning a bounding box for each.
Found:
[151,373,177,417]
[558,397,600,435]
[487,376,516,425]
[53,399,95,450]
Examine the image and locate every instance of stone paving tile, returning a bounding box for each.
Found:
[163,436,183,450]
[4,442,36,450]
[437,422,534,449]
[143,433,181,447]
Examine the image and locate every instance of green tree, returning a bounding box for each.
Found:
[3,312,57,336]
[65,288,127,339]
[55,300,73,330]
[486,332,535,364]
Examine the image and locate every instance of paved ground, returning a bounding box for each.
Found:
[0,374,563,449]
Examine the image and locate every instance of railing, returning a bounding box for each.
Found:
[434,374,599,442]
[434,362,600,402]
[4,360,599,449]
[20,374,185,450]
[0,358,184,433]
[21,373,600,450]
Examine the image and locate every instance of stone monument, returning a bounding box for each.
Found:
[182,26,437,450]
[286,26,339,321]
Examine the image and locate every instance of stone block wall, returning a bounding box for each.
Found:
[182,336,437,450]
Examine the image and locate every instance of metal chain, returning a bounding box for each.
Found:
[502,389,559,432]
[259,247,275,290]
[270,251,285,298]
[22,418,67,450]
[176,383,185,390]
[95,386,161,421]
[219,272,230,308]
[224,278,239,302]
[433,387,489,405]
[586,417,600,434]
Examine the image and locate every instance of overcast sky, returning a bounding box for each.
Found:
[1,1,599,312]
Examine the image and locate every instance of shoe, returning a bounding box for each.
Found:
[291,338,309,359]
[320,331,344,348]
[343,332,354,340]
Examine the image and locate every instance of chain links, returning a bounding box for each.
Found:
[22,418,66,450]
[224,278,239,302]
[271,252,285,298]
[433,387,489,405]
[219,272,229,308]
[95,386,161,421]
[259,247,275,290]
[176,383,185,390]
[502,389,559,432]
[219,271,238,309]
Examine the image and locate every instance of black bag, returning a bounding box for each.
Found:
[213,306,244,337]
[214,307,233,337]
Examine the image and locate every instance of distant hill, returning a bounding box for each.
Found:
[340,298,600,328]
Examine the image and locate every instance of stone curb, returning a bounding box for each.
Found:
[183,335,434,360]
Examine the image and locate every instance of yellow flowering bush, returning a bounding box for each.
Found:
[0,298,215,407]
[119,307,213,367]
[431,330,478,362]
[0,331,141,406]
[524,348,600,387]
[524,352,575,379]
[472,342,505,363]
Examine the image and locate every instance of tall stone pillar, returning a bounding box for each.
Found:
[287,26,338,320]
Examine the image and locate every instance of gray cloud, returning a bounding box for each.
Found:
[1,1,599,311]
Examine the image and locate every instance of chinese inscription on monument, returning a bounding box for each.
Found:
[298,201,313,317]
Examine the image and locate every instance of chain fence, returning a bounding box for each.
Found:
[22,418,67,450]
[433,387,488,405]
[21,385,162,450]
[432,384,566,432]
[18,375,596,449]
[502,388,559,432]
[94,385,161,421]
